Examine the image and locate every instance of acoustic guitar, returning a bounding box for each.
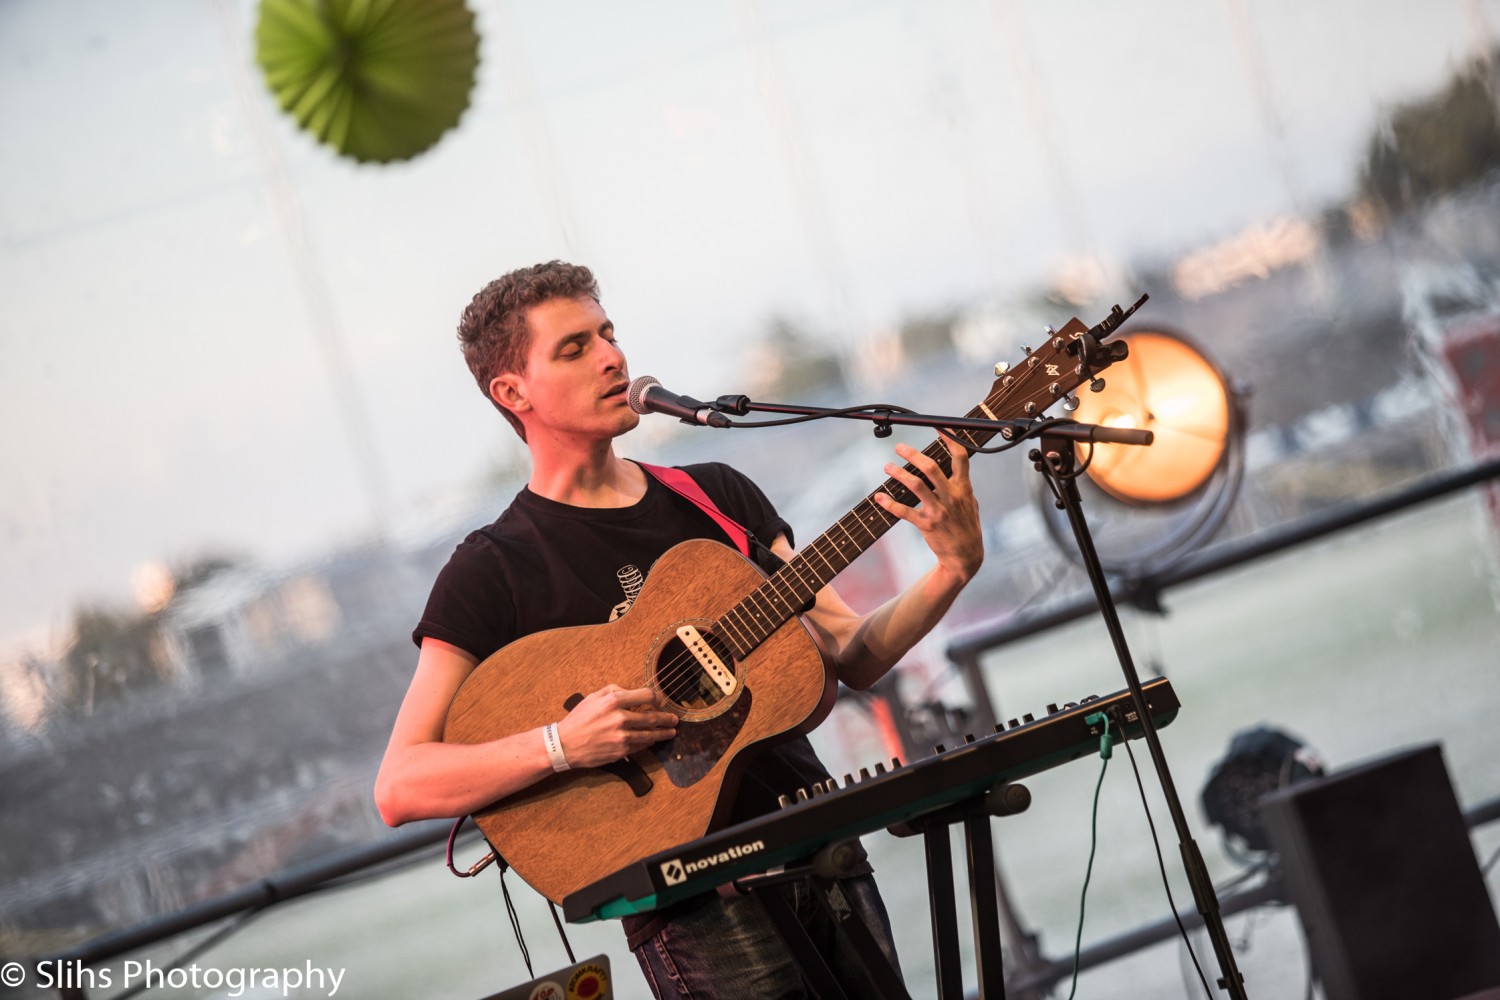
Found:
[443,313,1132,903]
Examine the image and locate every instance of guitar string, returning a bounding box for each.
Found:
[641,356,1059,704]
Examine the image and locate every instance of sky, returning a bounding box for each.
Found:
[0,0,1493,653]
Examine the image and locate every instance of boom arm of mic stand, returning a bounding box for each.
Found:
[706,398,1154,448]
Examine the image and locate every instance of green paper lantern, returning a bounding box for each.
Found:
[255,0,480,164]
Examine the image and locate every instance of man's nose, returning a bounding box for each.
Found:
[599,336,625,370]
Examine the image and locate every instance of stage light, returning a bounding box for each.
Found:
[1071,330,1233,503]
[1034,325,1244,576]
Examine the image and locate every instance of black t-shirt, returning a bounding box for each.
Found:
[413,461,853,948]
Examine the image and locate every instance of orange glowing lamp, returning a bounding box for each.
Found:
[1072,331,1232,503]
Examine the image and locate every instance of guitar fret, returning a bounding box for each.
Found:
[744,592,775,634]
[785,557,818,598]
[809,541,839,576]
[819,539,852,575]
[772,575,811,615]
[760,582,795,621]
[848,507,880,542]
[720,609,752,656]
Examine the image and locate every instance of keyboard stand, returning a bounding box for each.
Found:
[888,781,1034,1000]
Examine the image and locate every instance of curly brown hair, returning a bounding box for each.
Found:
[458,261,602,440]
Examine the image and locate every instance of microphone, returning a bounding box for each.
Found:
[627,375,732,428]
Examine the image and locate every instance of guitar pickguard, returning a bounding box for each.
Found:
[651,688,753,787]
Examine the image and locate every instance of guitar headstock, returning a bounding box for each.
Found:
[967,316,1133,442]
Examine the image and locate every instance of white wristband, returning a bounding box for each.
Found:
[542,722,570,772]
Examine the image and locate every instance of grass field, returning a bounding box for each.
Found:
[43,490,1500,1000]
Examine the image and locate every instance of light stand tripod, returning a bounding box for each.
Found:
[1031,431,1250,999]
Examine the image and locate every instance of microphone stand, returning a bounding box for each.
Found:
[1031,431,1249,999]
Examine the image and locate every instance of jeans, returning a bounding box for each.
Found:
[632,874,903,999]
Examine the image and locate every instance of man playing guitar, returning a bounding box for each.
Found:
[374,260,984,998]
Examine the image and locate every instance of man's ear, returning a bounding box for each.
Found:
[489,373,530,417]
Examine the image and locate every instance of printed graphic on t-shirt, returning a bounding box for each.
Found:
[608,564,644,621]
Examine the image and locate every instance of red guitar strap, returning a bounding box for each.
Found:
[637,462,752,559]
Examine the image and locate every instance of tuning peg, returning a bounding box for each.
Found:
[993,361,1010,376]
[1089,378,1107,393]
[1020,344,1032,356]
[1062,394,1081,412]
[1043,325,1056,335]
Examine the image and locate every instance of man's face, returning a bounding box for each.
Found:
[493,296,638,443]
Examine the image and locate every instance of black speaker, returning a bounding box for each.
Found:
[1259,744,1500,1000]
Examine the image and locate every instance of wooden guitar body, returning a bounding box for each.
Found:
[442,538,836,904]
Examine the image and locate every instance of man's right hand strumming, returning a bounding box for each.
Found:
[556,685,679,767]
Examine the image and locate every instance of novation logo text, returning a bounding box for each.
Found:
[659,840,767,886]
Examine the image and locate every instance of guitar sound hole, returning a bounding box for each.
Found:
[654,624,739,720]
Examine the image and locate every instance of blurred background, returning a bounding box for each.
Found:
[4,0,1500,997]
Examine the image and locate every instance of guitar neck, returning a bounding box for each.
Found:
[717,407,999,660]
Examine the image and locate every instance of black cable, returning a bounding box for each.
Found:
[964,417,1076,455]
[548,901,576,964]
[717,403,921,429]
[1120,732,1215,1000]
[1177,924,1208,1000]
[498,865,533,979]
[717,401,1066,457]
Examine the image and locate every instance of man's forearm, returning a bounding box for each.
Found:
[375,731,554,826]
[832,562,971,690]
